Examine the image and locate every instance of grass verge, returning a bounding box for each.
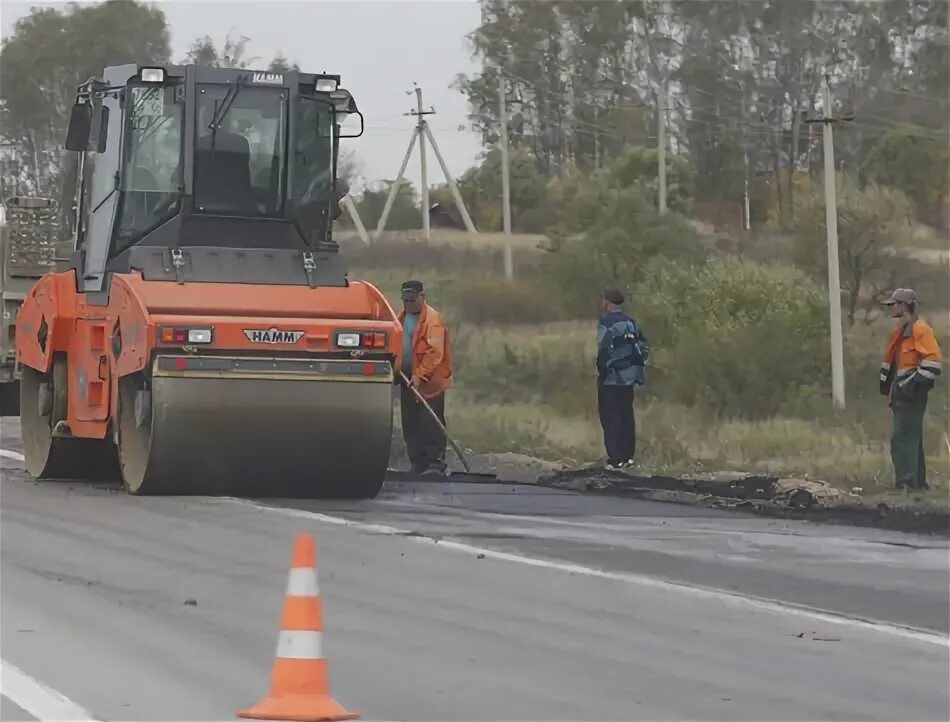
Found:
[353,247,949,510]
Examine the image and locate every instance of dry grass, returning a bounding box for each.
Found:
[351,247,949,503]
[445,397,949,499]
[339,226,950,266]
[444,322,949,497]
[339,229,551,251]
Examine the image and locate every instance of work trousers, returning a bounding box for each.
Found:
[400,385,447,473]
[598,380,636,464]
[890,390,929,489]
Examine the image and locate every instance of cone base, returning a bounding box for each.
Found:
[238,694,360,722]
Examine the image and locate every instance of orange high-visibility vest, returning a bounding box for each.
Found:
[398,302,453,399]
[880,319,943,397]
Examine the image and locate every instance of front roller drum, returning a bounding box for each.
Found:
[117,366,393,498]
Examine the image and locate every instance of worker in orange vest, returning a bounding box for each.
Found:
[398,279,453,475]
[879,288,943,490]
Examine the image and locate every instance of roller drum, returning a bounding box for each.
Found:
[20,359,121,482]
[118,355,394,497]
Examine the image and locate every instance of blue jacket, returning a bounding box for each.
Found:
[597,309,649,386]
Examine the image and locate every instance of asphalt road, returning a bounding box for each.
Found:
[1,419,948,721]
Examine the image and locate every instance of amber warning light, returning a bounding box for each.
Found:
[160,327,213,344]
[334,330,386,349]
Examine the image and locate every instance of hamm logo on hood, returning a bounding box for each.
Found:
[243,328,306,344]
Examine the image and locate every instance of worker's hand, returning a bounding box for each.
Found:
[410,375,423,389]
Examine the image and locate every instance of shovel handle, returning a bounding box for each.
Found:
[398,370,471,473]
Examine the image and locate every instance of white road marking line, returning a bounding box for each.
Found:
[222,497,950,648]
[0,449,25,462]
[1,659,102,722]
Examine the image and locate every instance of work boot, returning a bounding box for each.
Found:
[422,459,447,477]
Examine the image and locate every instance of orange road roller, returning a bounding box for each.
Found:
[15,63,403,498]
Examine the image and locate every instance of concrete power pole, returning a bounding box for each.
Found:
[373,85,478,243]
[807,74,848,411]
[658,84,667,215]
[656,0,671,215]
[415,87,431,241]
[740,84,750,231]
[498,0,513,279]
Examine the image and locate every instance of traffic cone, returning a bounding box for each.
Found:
[238,533,359,722]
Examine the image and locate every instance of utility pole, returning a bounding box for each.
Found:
[593,107,600,170]
[741,88,750,231]
[341,195,370,245]
[657,84,667,214]
[498,0,513,279]
[415,86,433,240]
[806,74,850,411]
[374,84,478,242]
[743,143,751,231]
[656,0,672,215]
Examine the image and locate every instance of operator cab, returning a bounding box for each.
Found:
[63,64,362,294]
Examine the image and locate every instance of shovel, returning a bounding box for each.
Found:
[396,370,497,482]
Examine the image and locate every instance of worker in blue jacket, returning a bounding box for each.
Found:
[596,288,650,470]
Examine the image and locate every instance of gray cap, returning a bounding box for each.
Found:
[882,288,917,306]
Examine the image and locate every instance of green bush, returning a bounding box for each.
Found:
[456,256,834,421]
[669,318,828,419]
[450,277,571,326]
[647,258,830,419]
[454,326,594,410]
[542,188,707,317]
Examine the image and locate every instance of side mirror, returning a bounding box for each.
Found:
[327,89,363,138]
[336,110,364,139]
[65,102,93,152]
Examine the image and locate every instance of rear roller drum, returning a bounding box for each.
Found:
[19,356,120,481]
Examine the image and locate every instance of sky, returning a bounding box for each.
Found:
[0,0,487,195]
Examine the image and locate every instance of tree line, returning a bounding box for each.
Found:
[0,0,307,199]
[2,0,947,238]
[450,0,948,230]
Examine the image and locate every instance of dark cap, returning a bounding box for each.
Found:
[603,288,625,306]
[401,279,424,301]
[882,288,917,306]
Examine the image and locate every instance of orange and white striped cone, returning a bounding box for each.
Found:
[238,533,359,722]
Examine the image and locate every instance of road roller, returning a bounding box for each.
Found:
[14,63,403,498]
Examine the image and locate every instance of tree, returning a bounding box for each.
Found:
[793,174,914,325]
[337,150,362,190]
[543,186,706,315]
[0,0,171,192]
[182,33,300,80]
[455,0,948,232]
[862,126,950,227]
[354,181,420,231]
[184,31,259,68]
[430,146,548,232]
[267,53,301,73]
